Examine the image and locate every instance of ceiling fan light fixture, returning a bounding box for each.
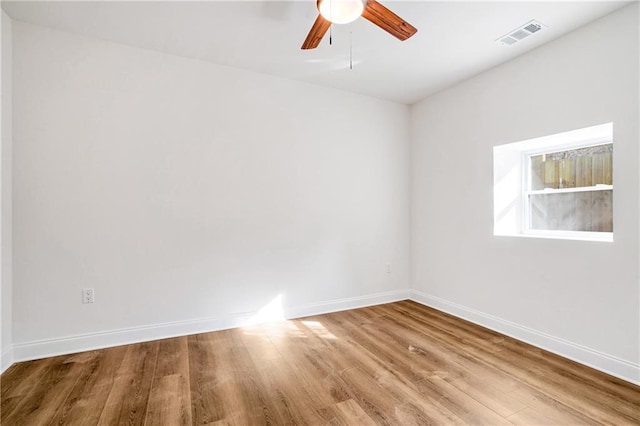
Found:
[318,0,365,25]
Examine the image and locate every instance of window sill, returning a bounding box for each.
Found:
[528,184,613,195]
[495,231,613,243]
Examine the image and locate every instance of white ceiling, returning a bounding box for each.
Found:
[2,0,631,104]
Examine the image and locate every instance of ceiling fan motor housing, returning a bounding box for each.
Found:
[318,0,366,25]
[302,0,417,50]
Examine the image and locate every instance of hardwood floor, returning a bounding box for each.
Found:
[2,300,639,425]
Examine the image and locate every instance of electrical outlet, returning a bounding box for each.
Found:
[386,264,391,274]
[82,288,95,304]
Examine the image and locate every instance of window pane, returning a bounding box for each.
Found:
[529,190,613,232]
[530,144,612,190]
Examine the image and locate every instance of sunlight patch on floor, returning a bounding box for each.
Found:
[241,295,308,340]
[302,320,338,340]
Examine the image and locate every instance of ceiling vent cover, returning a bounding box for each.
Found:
[497,20,545,46]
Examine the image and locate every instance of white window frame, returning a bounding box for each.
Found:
[493,122,613,242]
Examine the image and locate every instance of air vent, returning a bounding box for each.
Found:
[523,23,542,33]
[510,29,531,40]
[499,36,518,45]
[497,20,545,46]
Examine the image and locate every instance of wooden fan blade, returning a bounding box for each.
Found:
[301,14,331,49]
[362,0,417,41]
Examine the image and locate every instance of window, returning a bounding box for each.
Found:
[526,144,612,234]
[494,123,613,242]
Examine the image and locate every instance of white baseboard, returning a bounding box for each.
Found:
[11,289,409,365]
[1,345,14,374]
[284,289,409,320]
[7,288,638,387]
[409,289,640,386]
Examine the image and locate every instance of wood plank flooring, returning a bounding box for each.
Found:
[2,300,639,425]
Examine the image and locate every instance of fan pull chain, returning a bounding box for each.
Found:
[329,0,333,45]
[349,30,353,70]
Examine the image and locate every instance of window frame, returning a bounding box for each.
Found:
[493,122,614,243]
[520,138,613,242]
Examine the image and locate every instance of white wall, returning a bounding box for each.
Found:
[411,4,639,383]
[11,21,410,358]
[1,10,13,373]
[7,4,638,386]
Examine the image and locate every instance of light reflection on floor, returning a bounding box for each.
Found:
[241,295,338,342]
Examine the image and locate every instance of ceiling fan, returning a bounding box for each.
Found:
[301,0,418,50]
